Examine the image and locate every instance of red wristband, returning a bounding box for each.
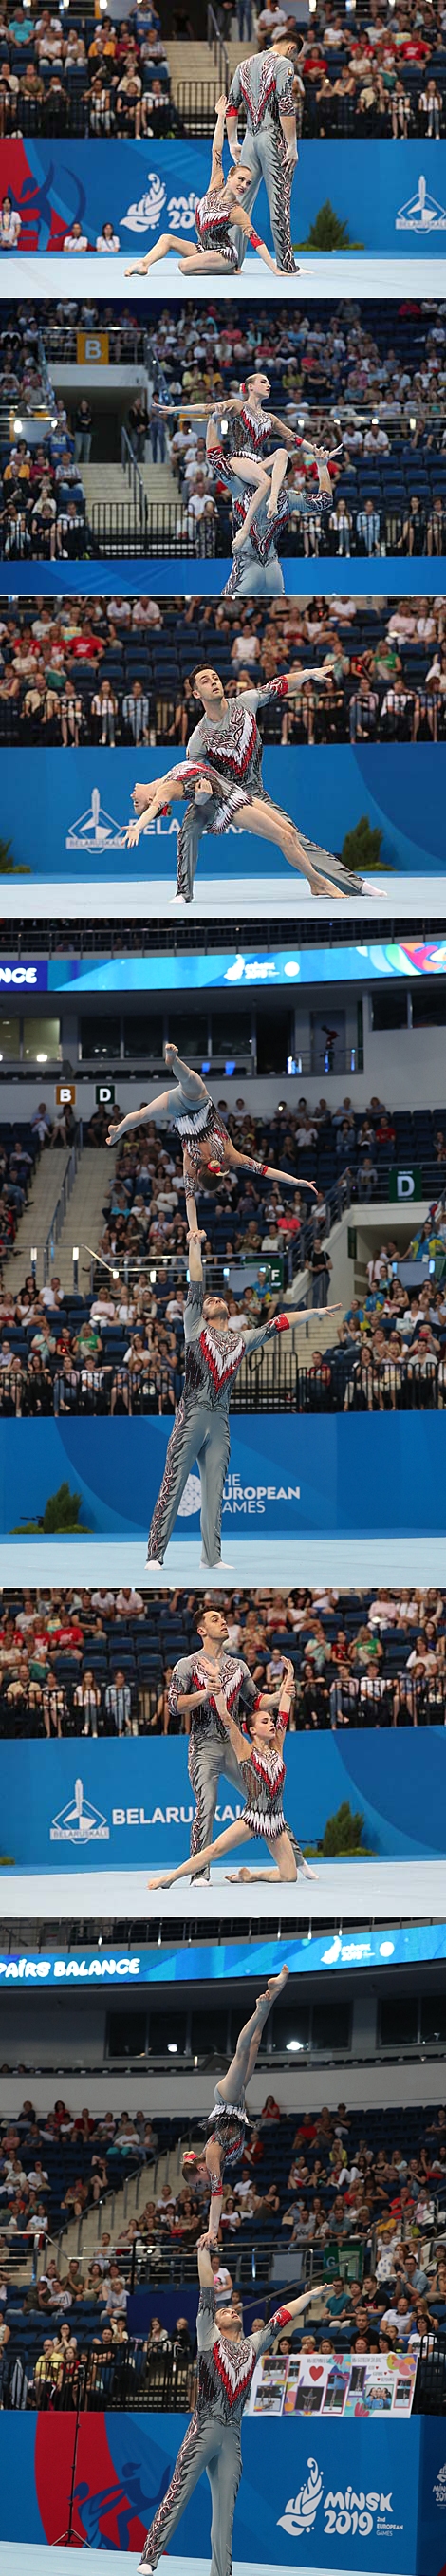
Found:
[273,2305,293,2328]
[275,1315,290,1334]
[250,229,262,248]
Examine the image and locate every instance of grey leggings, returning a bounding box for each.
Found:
[141,2409,242,2576]
[188,1728,247,1860]
[147,1398,231,1565]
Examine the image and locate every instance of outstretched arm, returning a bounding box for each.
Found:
[186,1193,204,1285]
[210,92,228,190]
[124,770,188,845]
[253,2285,321,2354]
[232,204,278,271]
[197,2239,215,2288]
[213,1688,250,1765]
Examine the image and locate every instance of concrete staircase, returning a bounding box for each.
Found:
[54,1148,110,1296]
[167,32,247,99]
[1,1150,69,1294]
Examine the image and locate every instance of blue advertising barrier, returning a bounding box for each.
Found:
[0,935,441,992]
[2,139,446,257]
[0,2409,437,2571]
[6,1921,446,1979]
[2,1729,446,1870]
[2,559,446,601]
[2,746,446,882]
[1,1418,446,1550]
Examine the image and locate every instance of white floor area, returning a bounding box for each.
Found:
[1,874,445,921]
[1,1857,445,1922]
[0,1537,444,1586]
[3,251,446,302]
[0,2556,380,2576]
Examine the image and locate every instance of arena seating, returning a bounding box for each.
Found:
[0,1583,445,1731]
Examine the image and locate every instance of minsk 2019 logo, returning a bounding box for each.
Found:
[278,2458,324,2537]
[278,2464,398,2544]
[120,173,198,233]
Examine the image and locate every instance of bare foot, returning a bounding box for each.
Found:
[309,874,345,900]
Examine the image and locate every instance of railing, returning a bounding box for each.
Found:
[89,501,151,561]
[1,1354,444,1420]
[414,2333,446,2413]
[1,686,446,750]
[1,1666,445,1738]
[42,1138,81,1286]
[6,497,438,565]
[206,2,229,92]
[121,424,148,548]
[14,2342,198,2414]
[1,87,445,141]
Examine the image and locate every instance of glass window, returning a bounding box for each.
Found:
[190,2007,232,2056]
[378,1996,418,2047]
[168,1015,208,1056]
[420,1992,446,2044]
[370,990,408,1031]
[22,1017,61,1062]
[256,1008,294,1076]
[312,2001,351,2051]
[148,2007,188,2056]
[106,2009,148,2058]
[412,984,446,1028]
[269,2003,310,2053]
[0,1017,20,1059]
[123,1015,164,1058]
[79,1016,121,1059]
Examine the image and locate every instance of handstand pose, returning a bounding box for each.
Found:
[107,1042,318,1196]
[124,663,354,901]
[138,2233,319,2574]
[180,1969,289,2237]
[125,96,278,277]
[149,1659,318,1887]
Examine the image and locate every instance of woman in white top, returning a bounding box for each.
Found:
[96,222,121,252]
[0,196,21,248]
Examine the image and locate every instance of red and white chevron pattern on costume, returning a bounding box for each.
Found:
[199,1323,245,1388]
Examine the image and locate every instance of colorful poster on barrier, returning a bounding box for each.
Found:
[247,2352,417,2419]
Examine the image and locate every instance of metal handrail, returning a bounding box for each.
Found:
[121,424,147,539]
[42,1137,81,1285]
[207,0,229,90]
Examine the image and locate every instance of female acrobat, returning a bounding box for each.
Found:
[106,1042,318,1197]
[124,96,279,277]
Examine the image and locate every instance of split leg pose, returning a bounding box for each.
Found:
[107,1045,318,1197]
[125,98,278,278]
[138,2237,320,2575]
[149,1662,318,1887]
[181,1969,289,2239]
